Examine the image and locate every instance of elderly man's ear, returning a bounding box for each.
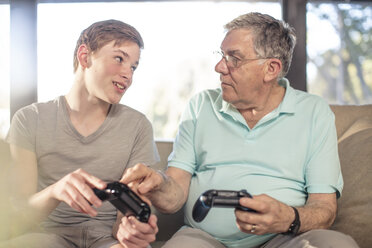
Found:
[263,58,282,82]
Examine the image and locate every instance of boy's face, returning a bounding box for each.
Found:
[84,40,140,104]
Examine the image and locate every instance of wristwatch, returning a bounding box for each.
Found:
[285,206,301,235]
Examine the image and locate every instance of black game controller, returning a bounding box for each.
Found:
[93,182,151,223]
[192,189,255,222]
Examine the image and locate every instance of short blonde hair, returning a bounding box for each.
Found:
[73,19,144,72]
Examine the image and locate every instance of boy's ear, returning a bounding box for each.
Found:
[77,44,91,69]
[263,58,282,82]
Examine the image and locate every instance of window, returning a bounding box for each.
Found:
[307,2,372,104]
[0,4,10,139]
[37,1,281,139]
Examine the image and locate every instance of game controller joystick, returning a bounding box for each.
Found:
[93,182,151,223]
[192,189,255,222]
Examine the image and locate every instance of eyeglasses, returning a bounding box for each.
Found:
[214,50,271,69]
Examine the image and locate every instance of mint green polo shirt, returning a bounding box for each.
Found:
[168,79,343,248]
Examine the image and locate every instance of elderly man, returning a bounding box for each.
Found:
[122,12,359,248]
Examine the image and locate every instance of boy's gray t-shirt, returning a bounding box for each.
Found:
[6,96,159,225]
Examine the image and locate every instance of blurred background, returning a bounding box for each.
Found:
[0,0,371,140]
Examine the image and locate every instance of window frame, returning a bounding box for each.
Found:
[12,0,369,119]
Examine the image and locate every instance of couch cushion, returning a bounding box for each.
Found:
[331,104,372,139]
[338,117,372,143]
[331,128,372,248]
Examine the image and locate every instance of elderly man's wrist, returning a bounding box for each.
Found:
[157,170,169,184]
[284,206,301,235]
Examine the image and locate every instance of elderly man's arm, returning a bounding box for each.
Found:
[121,165,192,214]
[296,193,337,231]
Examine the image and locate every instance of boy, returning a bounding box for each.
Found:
[3,19,158,248]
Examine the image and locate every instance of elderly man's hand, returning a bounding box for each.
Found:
[121,163,165,196]
[234,194,294,235]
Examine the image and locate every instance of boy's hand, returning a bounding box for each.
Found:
[116,214,158,248]
[50,168,106,217]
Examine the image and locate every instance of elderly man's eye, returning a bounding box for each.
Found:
[226,55,240,67]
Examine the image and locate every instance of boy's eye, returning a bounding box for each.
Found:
[131,66,137,72]
[115,56,123,63]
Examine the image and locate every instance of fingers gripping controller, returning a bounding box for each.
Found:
[192,189,255,222]
[93,182,151,223]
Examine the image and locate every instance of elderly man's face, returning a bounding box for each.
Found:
[215,29,269,110]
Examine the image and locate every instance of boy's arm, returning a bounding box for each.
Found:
[9,144,106,227]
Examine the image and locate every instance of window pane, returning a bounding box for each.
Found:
[307,3,372,104]
[38,2,281,139]
[0,4,10,139]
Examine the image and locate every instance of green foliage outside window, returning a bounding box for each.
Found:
[307,3,372,104]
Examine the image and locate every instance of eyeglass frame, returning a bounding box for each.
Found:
[214,50,274,69]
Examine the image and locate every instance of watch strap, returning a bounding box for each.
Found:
[285,206,301,235]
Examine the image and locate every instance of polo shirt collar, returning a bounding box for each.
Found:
[277,78,296,114]
[214,78,296,117]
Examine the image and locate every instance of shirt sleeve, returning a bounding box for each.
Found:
[167,96,198,174]
[305,101,343,198]
[6,105,38,152]
[126,115,160,169]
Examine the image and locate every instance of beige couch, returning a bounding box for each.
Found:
[152,105,372,248]
[0,105,371,247]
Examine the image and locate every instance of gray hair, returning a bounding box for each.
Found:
[224,12,296,78]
